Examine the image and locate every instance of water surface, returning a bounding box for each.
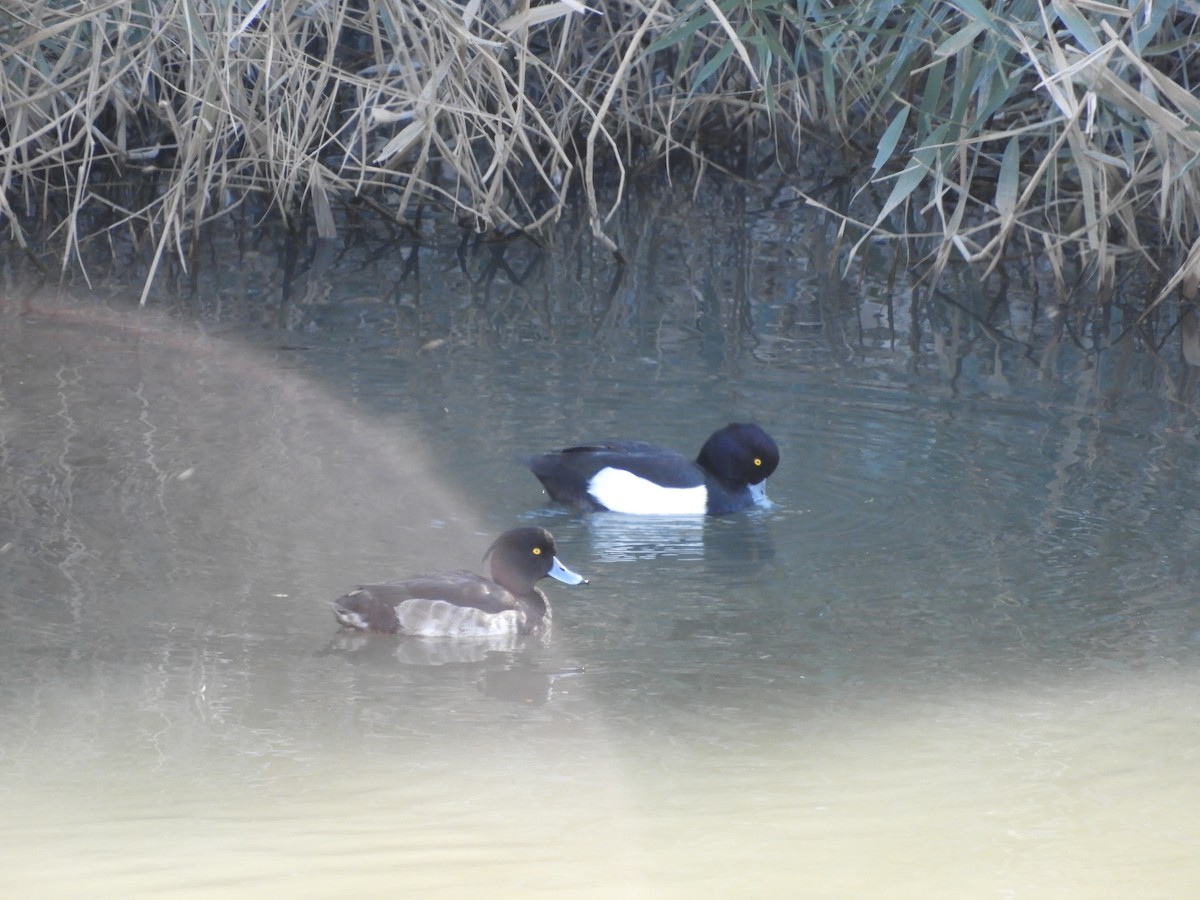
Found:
[2,184,1200,898]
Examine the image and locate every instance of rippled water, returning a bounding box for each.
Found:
[3,186,1200,897]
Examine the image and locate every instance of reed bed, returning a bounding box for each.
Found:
[1,1,1198,312]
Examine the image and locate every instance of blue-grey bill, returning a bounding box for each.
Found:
[748,481,771,506]
[549,557,587,585]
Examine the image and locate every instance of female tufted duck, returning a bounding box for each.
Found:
[528,422,779,516]
[331,527,586,636]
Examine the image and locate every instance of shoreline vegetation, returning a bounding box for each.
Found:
[2,0,1199,319]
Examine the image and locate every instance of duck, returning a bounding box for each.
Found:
[528,422,779,516]
[331,527,586,636]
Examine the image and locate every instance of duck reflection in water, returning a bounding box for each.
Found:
[580,512,776,565]
[321,634,584,704]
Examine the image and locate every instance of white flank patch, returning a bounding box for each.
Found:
[397,599,520,637]
[589,467,707,515]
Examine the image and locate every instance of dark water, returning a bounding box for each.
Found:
[3,183,1200,897]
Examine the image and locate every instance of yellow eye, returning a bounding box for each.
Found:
[532,547,542,556]
[753,457,762,467]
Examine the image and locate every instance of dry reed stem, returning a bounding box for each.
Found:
[1,0,1198,317]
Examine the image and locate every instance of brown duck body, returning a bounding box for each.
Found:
[331,527,585,637]
[333,572,550,636]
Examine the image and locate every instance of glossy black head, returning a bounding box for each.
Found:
[695,423,779,489]
[482,526,586,592]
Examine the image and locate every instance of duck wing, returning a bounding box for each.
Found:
[530,441,702,488]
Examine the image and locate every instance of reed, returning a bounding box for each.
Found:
[827,0,1200,318]
[1,1,1197,312]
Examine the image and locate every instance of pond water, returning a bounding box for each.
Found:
[2,181,1200,898]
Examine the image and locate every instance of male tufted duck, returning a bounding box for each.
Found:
[331,527,586,636]
[528,422,779,516]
